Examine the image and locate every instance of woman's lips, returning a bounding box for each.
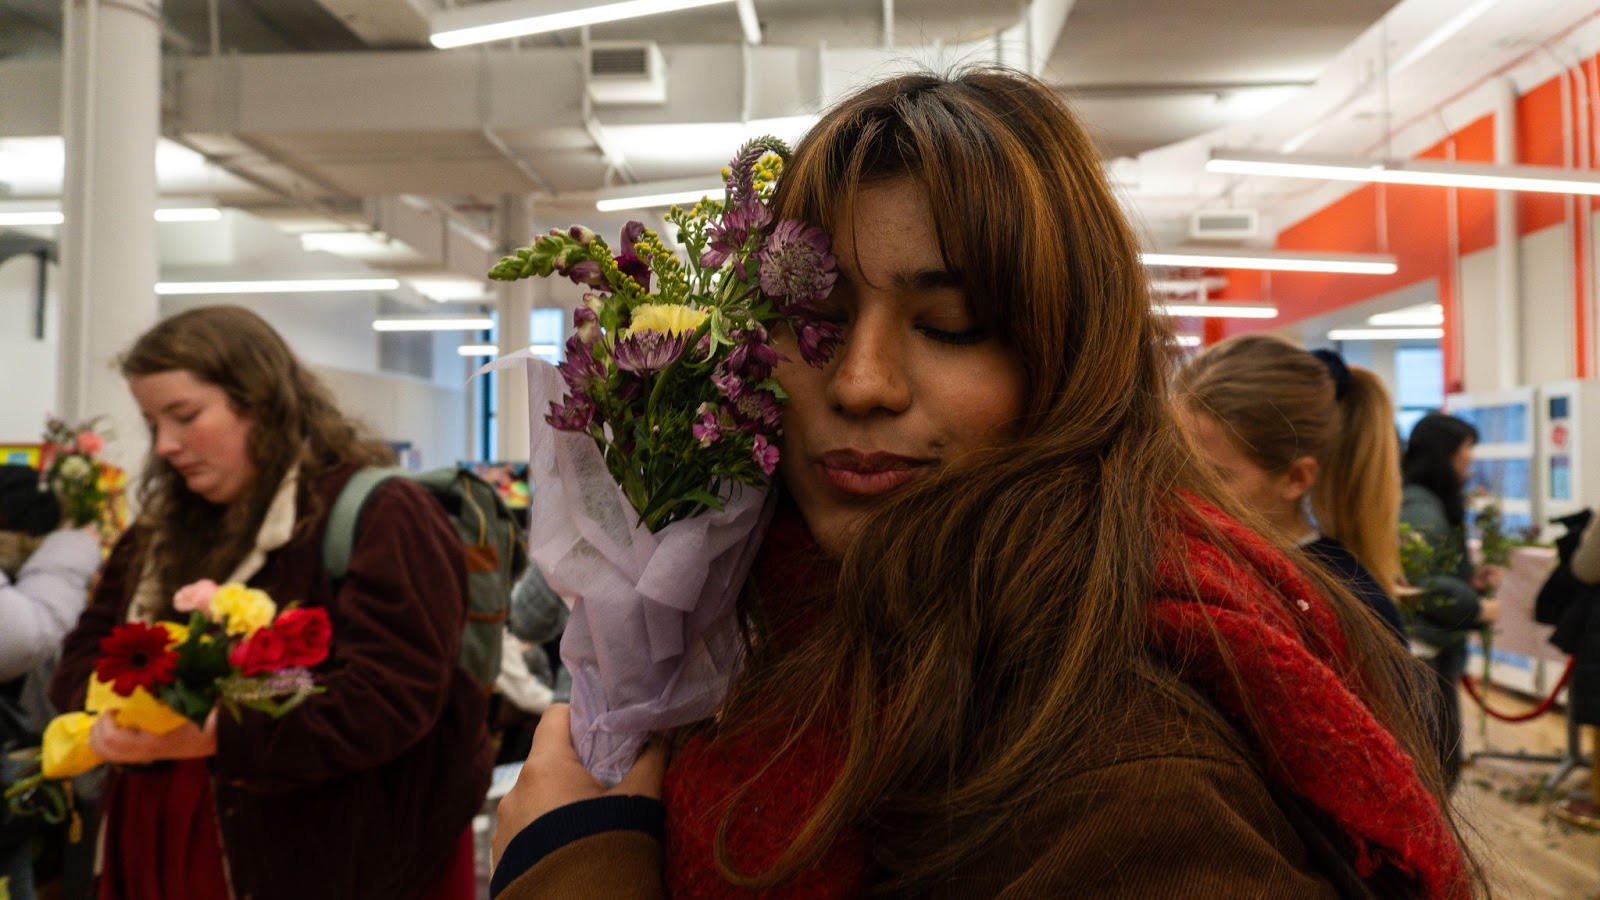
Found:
[816,450,935,498]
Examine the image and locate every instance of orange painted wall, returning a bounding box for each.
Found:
[1218,57,1600,391]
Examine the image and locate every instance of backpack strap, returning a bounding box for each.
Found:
[321,467,404,581]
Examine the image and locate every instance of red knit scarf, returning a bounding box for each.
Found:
[662,499,1467,898]
[1149,496,1467,899]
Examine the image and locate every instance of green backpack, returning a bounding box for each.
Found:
[321,467,527,689]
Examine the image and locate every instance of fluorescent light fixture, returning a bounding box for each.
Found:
[154,207,222,222]
[1327,327,1444,341]
[1149,277,1229,294]
[596,177,724,212]
[407,276,495,303]
[1208,148,1600,196]
[0,211,64,226]
[1142,247,1397,275]
[459,342,564,356]
[1174,335,1202,348]
[157,278,400,295]
[1368,303,1443,327]
[1159,302,1279,319]
[432,0,733,48]
[0,208,219,226]
[374,316,495,332]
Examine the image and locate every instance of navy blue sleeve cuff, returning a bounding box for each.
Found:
[490,794,666,897]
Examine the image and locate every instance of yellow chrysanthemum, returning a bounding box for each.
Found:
[625,304,708,338]
[40,712,102,779]
[210,583,276,637]
[157,620,190,648]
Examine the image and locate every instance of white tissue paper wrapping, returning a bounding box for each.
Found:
[480,351,773,785]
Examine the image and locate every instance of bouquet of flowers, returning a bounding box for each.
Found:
[5,580,329,817]
[39,416,113,528]
[484,137,838,783]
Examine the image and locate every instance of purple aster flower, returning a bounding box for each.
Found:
[727,338,783,379]
[557,338,605,395]
[712,368,745,401]
[613,330,688,374]
[547,395,596,432]
[701,199,771,269]
[758,219,837,306]
[795,317,843,367]
[751,434,780,476]
[735,389,782,431]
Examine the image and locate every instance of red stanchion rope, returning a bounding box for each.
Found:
[1459,656,1576,723]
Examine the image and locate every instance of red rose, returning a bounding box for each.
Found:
[272,608,332,669]
[229,627,289,676]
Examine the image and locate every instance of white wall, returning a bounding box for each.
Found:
[0,249,59,443]
[1520,224,1575,388]
[314,364,469,469]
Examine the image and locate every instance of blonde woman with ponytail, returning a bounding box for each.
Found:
[1176,334,1406,640]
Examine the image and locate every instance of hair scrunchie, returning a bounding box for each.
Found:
[1309,348,1353,402]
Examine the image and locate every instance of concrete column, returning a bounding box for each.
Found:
[496,193,533,462]
[1494,77,1523,389]
[58,0,162,473]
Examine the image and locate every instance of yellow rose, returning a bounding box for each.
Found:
[625,304,707,338]
[40,713,103,779]
[210,583,276,637]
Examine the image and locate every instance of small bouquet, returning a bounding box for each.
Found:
[1471,496,1516,737]
[39,416,112,528]
[5,580,329,817]
[485,137,838,783]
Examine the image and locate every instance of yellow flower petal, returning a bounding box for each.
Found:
[157,621,190,648]
[625,304,707,339]
[112,688,190,736]
[210,582,277,637]
[40,712,103,779]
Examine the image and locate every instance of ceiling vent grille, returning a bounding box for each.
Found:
[587,42,667,106]
[1190,209,1259,240]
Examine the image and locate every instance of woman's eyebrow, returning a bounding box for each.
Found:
[892,268,962,291]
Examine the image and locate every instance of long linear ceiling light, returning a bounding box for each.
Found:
[1159,302,1279,319]
[1142,247,1397,275]
[432,0,734,49]
[0,208,221,227]
[596,177,724,212]
[1208,148,1600,196]
[157,278,400,295]
[1327,327,1444,341]
[375,316,495,332]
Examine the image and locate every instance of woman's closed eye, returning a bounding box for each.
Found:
[918,324,988,346]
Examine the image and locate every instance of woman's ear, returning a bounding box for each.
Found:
[1277,455,1320,504]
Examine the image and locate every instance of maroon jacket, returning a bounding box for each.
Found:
[51,468,492,900]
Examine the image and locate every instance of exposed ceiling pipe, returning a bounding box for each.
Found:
[882,0,894,50]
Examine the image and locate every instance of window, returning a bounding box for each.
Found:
[1394,345,1444,435]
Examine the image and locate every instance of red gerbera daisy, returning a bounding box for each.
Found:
[96,622,179,697]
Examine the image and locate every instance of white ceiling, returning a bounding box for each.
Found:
[0,0,1597,321]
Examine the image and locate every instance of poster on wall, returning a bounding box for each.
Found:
[0,443,43,468]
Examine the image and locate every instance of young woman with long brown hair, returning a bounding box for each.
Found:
[491,70,1479,898]
[49,305,491,900]
[1175,334,1406,640]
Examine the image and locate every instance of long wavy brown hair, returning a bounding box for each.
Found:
[715,69,1480,894]
[119,305,393,608]
[1176,334,1404,592]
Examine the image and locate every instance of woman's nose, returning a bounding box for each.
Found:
[153,423,181,457]
[824,311,912,416]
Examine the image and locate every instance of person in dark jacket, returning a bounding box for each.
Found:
[48,306,490,900]
[1400,412,1503,788]
[488,70,1478,899]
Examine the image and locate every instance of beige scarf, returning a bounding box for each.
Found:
[126,467,300,623]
